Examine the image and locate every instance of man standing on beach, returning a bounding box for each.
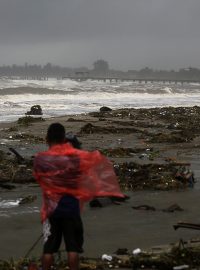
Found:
[33,123,123,270]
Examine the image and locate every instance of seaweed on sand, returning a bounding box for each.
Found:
[2,245,200,270]
[17,116,44,126]
[114,162,193,191]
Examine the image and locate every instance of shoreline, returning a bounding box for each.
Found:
[0,103,200,124]
[0,105,199,190]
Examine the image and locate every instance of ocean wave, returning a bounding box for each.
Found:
[0,79,200,122]
[3,101,21,107]
[0,87,73,95]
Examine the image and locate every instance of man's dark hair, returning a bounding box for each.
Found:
[47,123,66,144]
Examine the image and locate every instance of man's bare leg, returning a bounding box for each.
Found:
[42,253,54,270]
[68,252,79,270]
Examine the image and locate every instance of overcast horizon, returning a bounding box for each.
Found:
[1,0,200,71]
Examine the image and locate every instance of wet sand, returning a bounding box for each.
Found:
[1,184,200,260]
[0,107,200,259]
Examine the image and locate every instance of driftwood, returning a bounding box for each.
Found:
[9,147,25,163]
[174,222,200,231]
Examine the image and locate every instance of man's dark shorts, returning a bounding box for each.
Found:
[43,216,84,254]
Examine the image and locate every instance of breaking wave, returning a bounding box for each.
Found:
[0,78,200,122]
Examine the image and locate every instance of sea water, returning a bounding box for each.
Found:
[0,78,200,122]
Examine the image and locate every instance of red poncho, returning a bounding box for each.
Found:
[33,143,124,222]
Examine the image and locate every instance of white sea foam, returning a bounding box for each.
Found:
[0,78,200,122]
[0,198,39,217]
[0,199,20,208]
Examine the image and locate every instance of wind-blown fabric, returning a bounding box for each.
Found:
[34,143,124,222]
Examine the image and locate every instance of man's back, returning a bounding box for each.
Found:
[33,123,123,270]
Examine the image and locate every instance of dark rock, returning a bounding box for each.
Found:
[25,105,43,115]
[100,106,112,112]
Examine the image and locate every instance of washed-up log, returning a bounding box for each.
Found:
[132,205,156,211]
[174,222,200,231]
[9,147,25,164]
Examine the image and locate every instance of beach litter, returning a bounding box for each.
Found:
[173,265,189,270]
[114,162,195,191]
[17,116,44,126]
[101,254,113,261]
[2,241,200,269]
[132,248,142,255]
[132,204,184,213]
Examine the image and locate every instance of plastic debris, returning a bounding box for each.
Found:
[173,265,189,270]
[101,254,113,261]
[132,248,142,255]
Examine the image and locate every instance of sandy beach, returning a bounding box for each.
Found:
[0,106,200,263]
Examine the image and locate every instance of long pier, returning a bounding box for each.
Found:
[62,76,200,84]
[2,75,200,84]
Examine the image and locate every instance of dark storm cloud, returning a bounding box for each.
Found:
[0,0,200,69]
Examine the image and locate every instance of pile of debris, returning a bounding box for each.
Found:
[100,147,152,157]
[0,147,195,190]
[0,149,34,187]
[80,123,140,134]
[114,162,194,191]
[17,116,44,126]
[8,132,44,143]
[2,240,200,270]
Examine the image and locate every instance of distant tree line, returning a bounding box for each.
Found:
[0,60,200,80]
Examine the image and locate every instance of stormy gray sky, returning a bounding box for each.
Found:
[0,0,200,70]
